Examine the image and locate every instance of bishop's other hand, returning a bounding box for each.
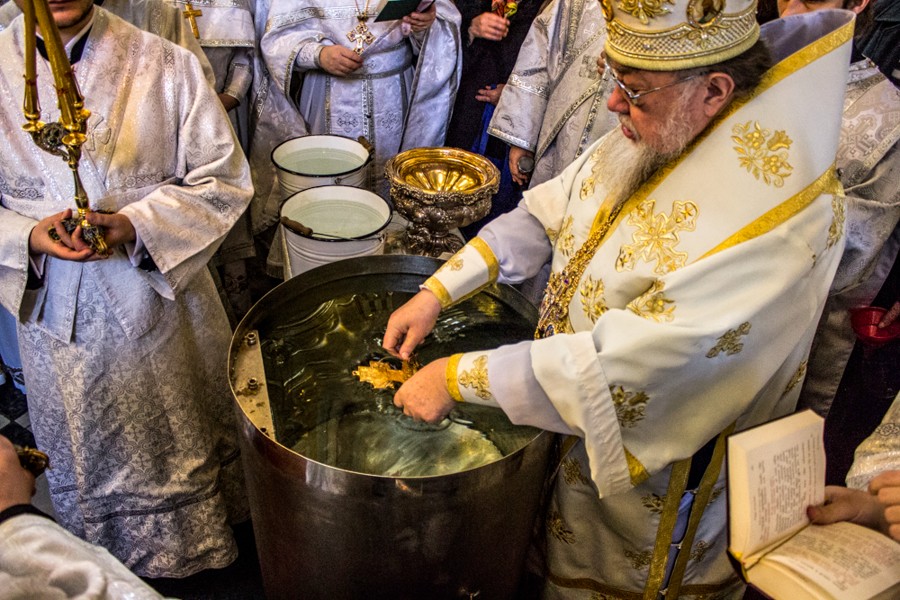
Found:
[383,288,442,360]
[393,358,455,423]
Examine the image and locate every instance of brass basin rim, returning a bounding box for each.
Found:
[385,147,501,196]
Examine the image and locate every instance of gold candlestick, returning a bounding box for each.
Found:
[21,0,107,255]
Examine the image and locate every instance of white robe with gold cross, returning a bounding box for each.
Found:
[422,10,854,598]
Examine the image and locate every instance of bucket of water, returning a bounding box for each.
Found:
[280,185,391,276]
[272,134,373,200]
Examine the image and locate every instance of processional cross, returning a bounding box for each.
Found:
[182,1,203,39]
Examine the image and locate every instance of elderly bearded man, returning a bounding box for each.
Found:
[0,0,251,578]
[383,1,856,597]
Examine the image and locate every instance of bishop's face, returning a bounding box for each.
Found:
[605,65,710,156]
[14,0,95,44]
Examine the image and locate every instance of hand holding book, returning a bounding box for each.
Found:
[809,471,900,542]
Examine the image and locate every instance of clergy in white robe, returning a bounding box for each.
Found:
[383,6,854,598]
[260,0,462,199]
[790,9,900,420]
[0,5,252,578]
[0,0,216,86]
[487,0,618,188]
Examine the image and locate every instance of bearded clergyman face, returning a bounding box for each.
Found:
[596,80,706,206]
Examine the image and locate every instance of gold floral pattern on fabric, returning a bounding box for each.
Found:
[625,549,652,570]
[616,199,698,275]
[446,255,464,271]
[547,511,576,544]
[784,360,807,395]
[557,215,575,257]
[536,201,628,339]
[580,275,609,323]
[732,121,794,187]
[827,194,845,249]
[627,279,675,322]
[690,540,711,562]
[706,322,752,358]
[579,146,605,200]
[562,457,592,486]
[616,0,675,24]
[458,355,493,401]
[611,385,649,428]
[546,226,559,244]
[641,493,666,514]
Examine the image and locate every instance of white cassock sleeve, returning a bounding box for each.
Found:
[0,513,165,599]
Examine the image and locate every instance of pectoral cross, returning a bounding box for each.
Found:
[182,1,203,40]
[347,18,375,55]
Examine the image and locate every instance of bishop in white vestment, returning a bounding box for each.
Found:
[384,5,854,598]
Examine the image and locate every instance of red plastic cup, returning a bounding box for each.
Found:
[849,306,900,349]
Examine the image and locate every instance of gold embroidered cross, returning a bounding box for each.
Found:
[458,355,493,400]
[706,322,752,358]
[182,2,203,39]
[353,360,417,390]
[616,199,698,275]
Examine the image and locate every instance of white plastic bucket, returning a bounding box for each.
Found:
[272,135,373,200]
[281,185,391,277]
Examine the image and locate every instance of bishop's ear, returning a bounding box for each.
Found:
[700,72,736,119]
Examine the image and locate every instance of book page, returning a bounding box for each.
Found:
[729,411,824,557]
[763,522,900,599]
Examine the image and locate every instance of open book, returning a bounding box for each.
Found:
[727,410,900,600]
[374,0,434,22]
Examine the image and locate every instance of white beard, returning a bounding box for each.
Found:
[596,84,701,206]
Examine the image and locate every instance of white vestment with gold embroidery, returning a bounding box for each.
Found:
[423,10,853,598]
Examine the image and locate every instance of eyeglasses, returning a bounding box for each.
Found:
[604,64,706,107]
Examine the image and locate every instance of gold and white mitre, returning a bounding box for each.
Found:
[599,0,759,70]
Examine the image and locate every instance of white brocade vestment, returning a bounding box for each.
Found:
[260,0,461,199]
[0,9,252,578]
[0,514,165,599]
[0,0,216,86]
[487,0,618,187]
[846,391,900,491]
[797,60,900,417]
[420,11,854,598]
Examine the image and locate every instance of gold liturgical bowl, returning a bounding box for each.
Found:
[386,147,499,257]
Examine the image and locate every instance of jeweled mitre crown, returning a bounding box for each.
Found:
[600,0,759,71]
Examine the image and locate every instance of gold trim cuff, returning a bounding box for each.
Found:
[446,353,464,403]
[422,277,453,309]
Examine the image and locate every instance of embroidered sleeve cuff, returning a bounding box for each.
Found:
[453,351,499,406]
[420,237,499,308]
[446,353,464,402]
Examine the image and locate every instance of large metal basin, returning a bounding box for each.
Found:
[229,255,552,599]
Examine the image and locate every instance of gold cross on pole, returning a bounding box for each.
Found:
[347,20,375,55]
[182,1,202,39]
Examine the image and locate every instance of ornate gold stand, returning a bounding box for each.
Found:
[385,148,499,257]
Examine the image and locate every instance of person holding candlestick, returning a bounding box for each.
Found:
[0,0,252,578]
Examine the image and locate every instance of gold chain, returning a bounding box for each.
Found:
[353,0,373,20]
[535,200,627,339]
